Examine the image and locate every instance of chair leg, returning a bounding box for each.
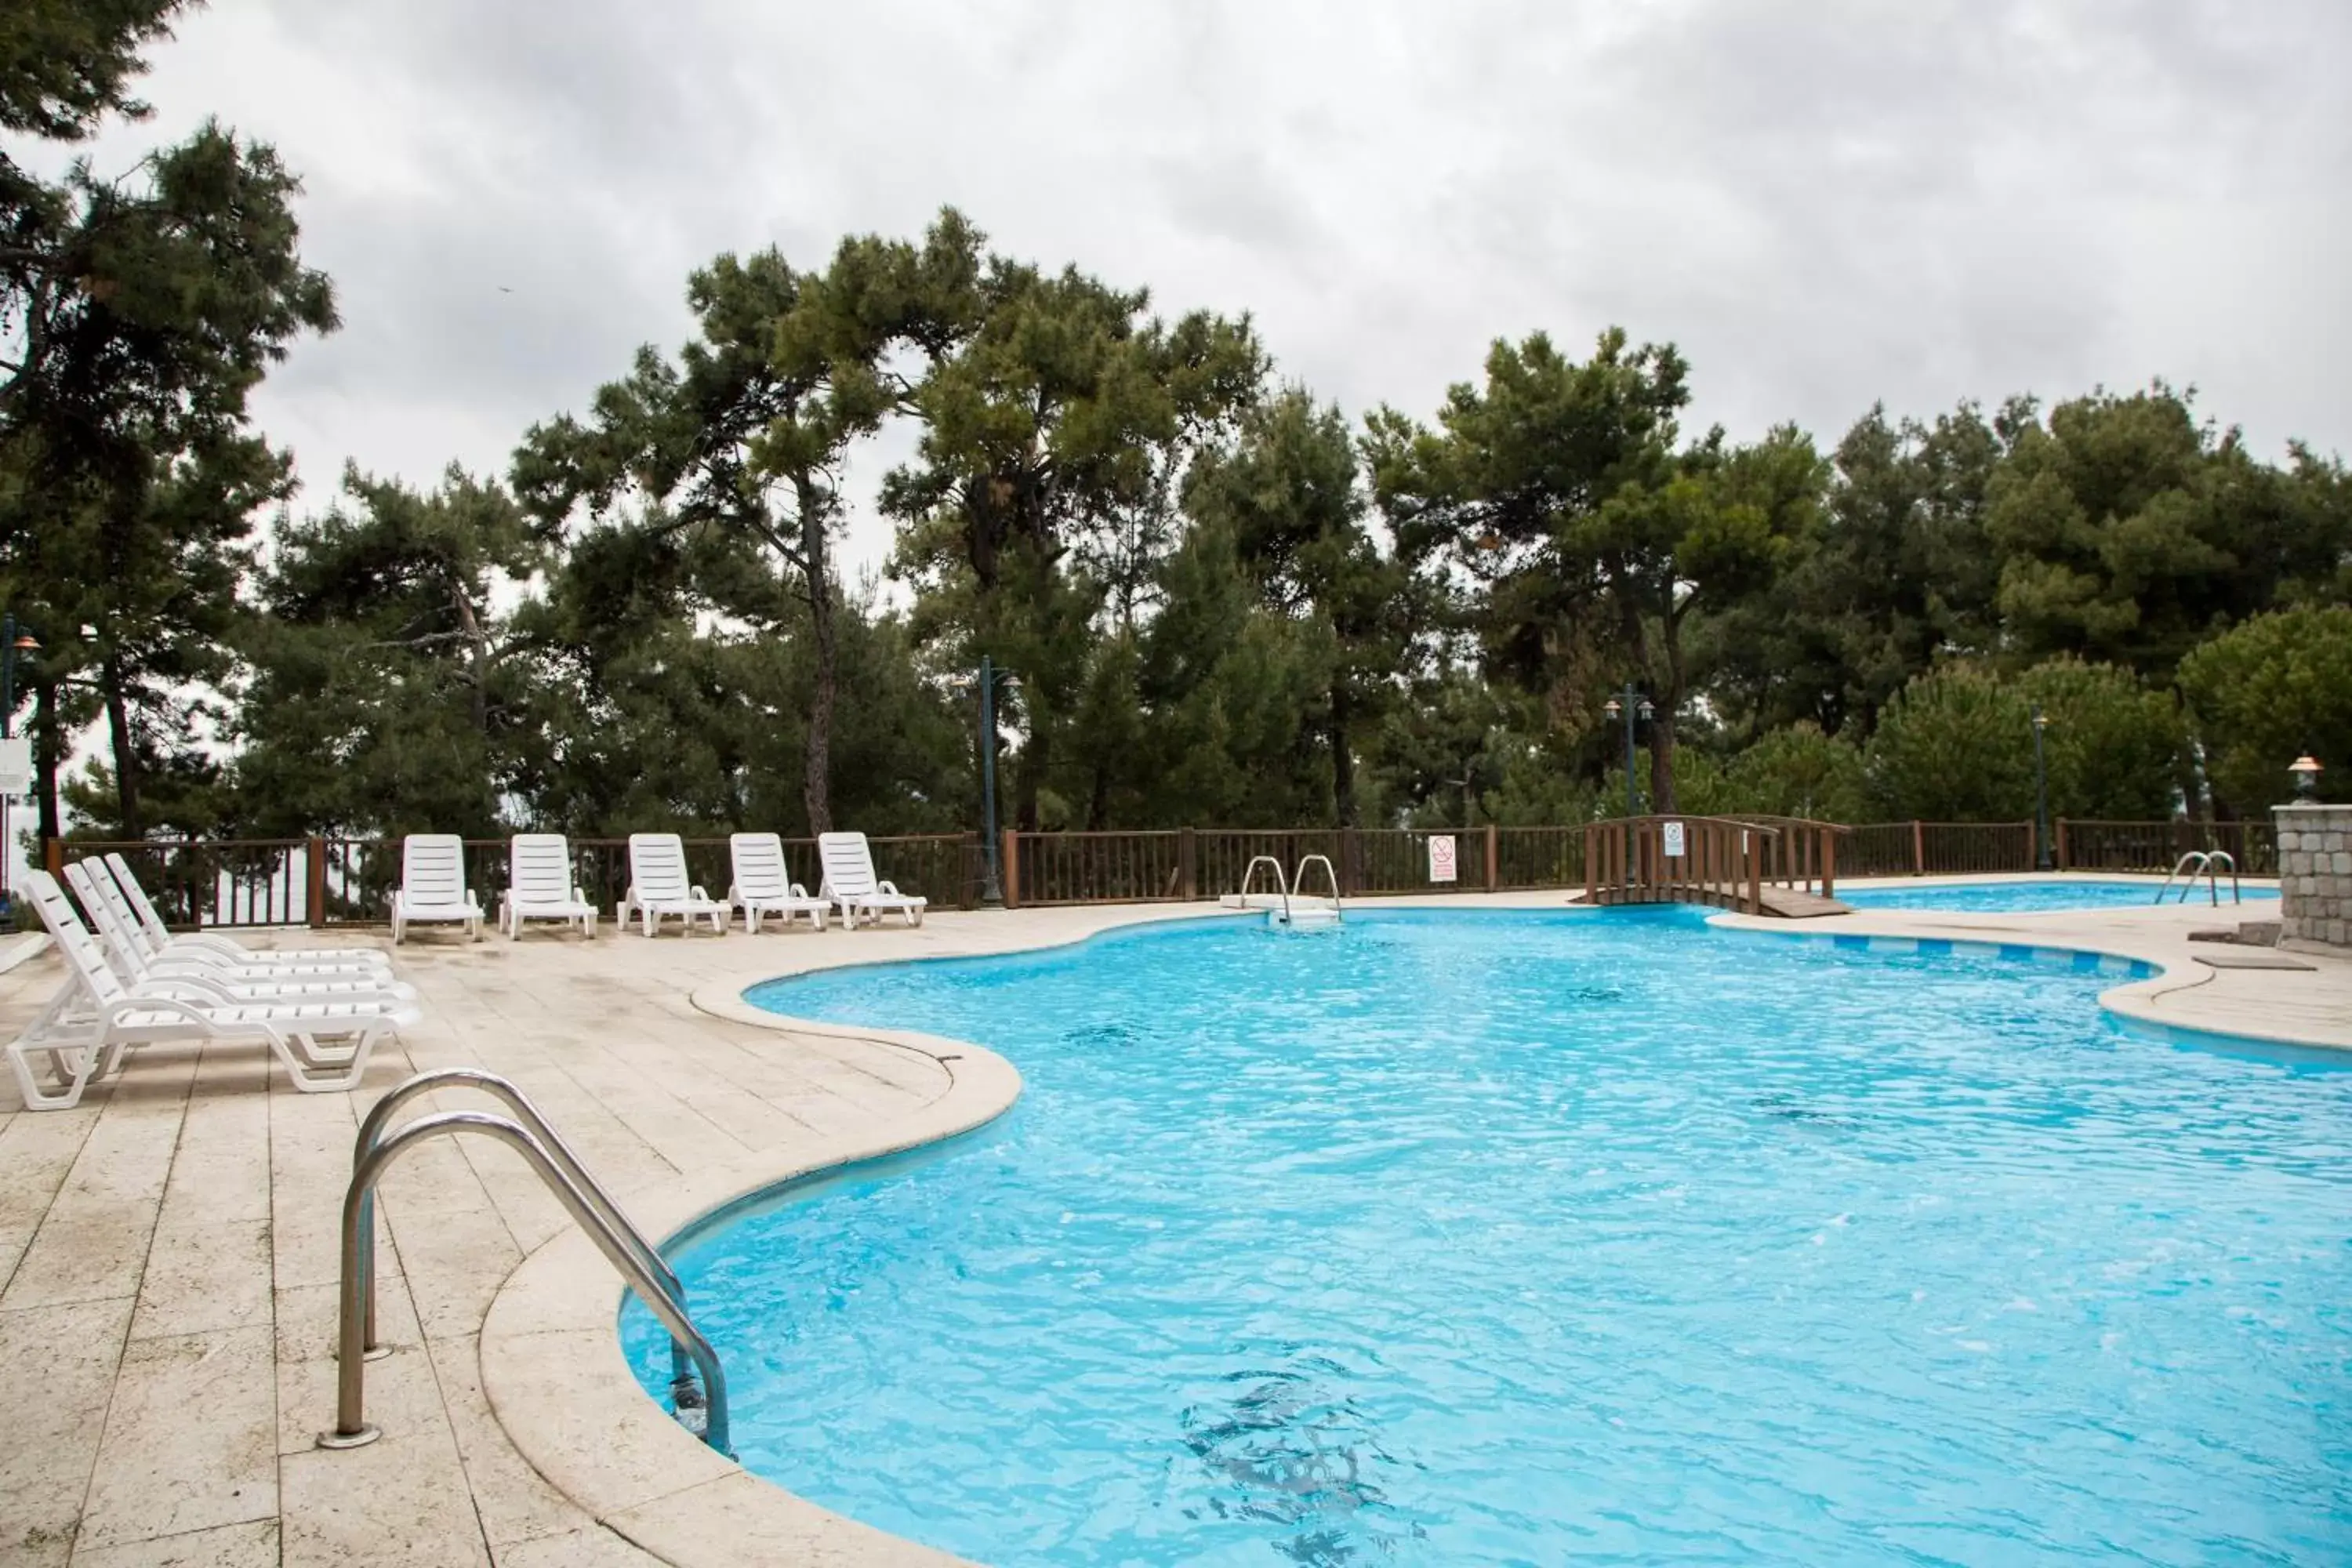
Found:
[273,1023,378,1093]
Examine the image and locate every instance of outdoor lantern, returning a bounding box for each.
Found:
[1602,698,1621,720]
[2289,754,2322,799]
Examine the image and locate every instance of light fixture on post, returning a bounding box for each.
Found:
[1602,686,1653,817]
[2031,705,2053,870]
[2289,753,2322,801]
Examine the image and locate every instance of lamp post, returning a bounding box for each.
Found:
[1601,685,1653,816]
[0,616,36,906]
[965,656,1020,906]
[2031,704,2053,870]
[2289,753,2322,800]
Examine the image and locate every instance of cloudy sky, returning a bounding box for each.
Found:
[60,0,2352,583]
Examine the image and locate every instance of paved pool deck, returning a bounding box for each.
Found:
[0,878,2345,1566]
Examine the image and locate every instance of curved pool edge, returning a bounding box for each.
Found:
[478,890,2348,1568]
[478,1000,1022,1568]
[1708,904,2350,1054]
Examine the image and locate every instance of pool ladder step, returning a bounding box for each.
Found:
[1221,854,1345,927]
[315,1067,731,1457]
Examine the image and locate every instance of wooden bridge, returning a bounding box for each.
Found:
[1576,815,1851,918]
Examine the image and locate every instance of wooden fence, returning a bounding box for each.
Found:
[40,816,2277,928]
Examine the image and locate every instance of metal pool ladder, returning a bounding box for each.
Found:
[1286,853,1345,927]
[317,1067,730,1457]
[2156,849,2241,906]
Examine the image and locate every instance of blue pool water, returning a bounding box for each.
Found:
[626,909,2352,1566]
[1841,878,2280,913]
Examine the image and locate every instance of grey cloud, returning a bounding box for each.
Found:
[72,0,2352,562]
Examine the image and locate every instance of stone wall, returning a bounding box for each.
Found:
[2276,803,2352,950]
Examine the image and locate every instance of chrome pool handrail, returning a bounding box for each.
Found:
[1292,853,1343,924]
[2156,850,2239,906]
[1239,854,1291,924]
[349,1067,682,1352]
[320,1107,729,1457]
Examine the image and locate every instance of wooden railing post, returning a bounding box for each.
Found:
[2054,818,2068,872]
[1911,819,1925,876]
[1584,826,1596,905]
[1338,826,1358,898]
[1747,826,1764,914]
[1000,829,1020,909]
[1178,826,1197,901]
[1483,823,1498,891]
[307,837,327,928]
[44,837,62,880]
[1820,826,1836,900]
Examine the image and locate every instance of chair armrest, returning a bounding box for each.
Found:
[691,884,711,902]
[878,880,902,897]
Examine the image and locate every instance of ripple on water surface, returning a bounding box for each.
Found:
[625,909,2352,1566]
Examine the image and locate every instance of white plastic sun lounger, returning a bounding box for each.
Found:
[618,833,728,937]
[8,872,418,1110]
[727,833,829,933]
[503,833,597,939]
[102,853,394,975]
[390,834,485,943]
[62,860,416,1007]
[817,832,927,929]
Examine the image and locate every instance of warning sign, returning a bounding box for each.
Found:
[1427,834,1458,883]
[1661,820,1686,858]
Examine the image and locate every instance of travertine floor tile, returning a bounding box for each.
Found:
[70,1517,280,1566]
[131,1217,272,1340]
[0,1294,132,1556]
[75,1325,277,1550]
[278,1430,489,1568]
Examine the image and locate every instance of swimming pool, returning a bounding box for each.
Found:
[1840,877,2280,913]
[628,909,2352,1566]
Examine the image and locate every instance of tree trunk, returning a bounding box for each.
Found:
[101,651,141,837]
[449,585,490,738]
[797,481,836,835]
[1330,683,1358,828]
[1648,708,1678,815]
[34,680,60,844]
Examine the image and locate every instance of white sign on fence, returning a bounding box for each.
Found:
[1661,819,1687,858]
[1428,833,1459,883]
[0,736,30,799]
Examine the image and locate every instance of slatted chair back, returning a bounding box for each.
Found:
[509,834,577,906]
[23,870,128,1006]
[627,833,693,902]
[401,834,470,907]
[816,833,878,899]
[729,833,792,900]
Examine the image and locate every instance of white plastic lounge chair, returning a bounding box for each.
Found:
[62,860,416,1006]
[617,833,728,937]
[503,833,597,939]
[8,872,417,1110]
[102,853,394,975]
[390,834,485,943]
[817,832,927,929]
[727,833,830,933]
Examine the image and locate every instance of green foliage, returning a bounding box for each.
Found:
[1864,665,2035,821]
[1986,387,2348,681]
[0,0,191,140]
[233,469,541,837]
[1864,659,2182,822]
[1723,724,1871,822]
[2177,607,2352,809]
